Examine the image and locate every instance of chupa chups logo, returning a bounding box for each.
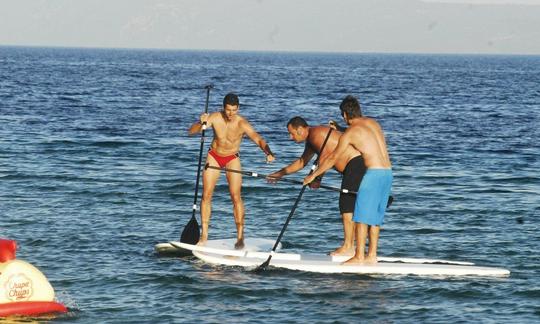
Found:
[5,273,33,301]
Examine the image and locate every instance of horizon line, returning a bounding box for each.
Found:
[1,44,540,57]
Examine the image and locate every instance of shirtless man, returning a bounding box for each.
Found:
[189,93,275,249]
[268,116,367,256]
[304,95,392,264]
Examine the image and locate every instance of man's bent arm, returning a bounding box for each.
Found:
[188,113,212,135]
[272,156,310,177]
[268,145,315,181]
[188,121,203,135]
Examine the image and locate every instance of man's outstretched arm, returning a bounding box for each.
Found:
[243,120,275,162]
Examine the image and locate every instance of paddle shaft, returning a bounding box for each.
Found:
[191,85,212,215]
[257,129,334,270]
[181,84,212,243]
[205,165,357,195]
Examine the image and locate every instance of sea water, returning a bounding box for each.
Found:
[0,47,538,323]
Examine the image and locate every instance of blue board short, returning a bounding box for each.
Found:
[353,169,393,226]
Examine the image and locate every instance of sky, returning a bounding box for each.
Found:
[0,0,539,54]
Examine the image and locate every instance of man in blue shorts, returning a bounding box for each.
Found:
[305,95,392,264]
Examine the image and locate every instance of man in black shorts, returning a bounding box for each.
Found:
[268,117,366,256]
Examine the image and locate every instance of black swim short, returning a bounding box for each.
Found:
[339,155,366,214]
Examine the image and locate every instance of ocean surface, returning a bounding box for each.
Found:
[0,46,539,323]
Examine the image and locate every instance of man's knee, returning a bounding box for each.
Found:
[235,220,245,226]
[202,191,214,201]
[230,192,243,204]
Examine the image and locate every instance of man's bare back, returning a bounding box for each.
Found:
[338,117,391,170]
[307,126,361,172]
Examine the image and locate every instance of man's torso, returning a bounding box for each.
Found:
[308,126,361,173]
[347,118,391,169]
[210,112,245,155]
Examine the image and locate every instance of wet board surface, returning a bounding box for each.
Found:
[193,251,510,277]
[156,238,280,256]
[169,241,475,265]
[172,240,510,277]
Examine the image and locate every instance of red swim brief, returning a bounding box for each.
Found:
[208,149,239,168]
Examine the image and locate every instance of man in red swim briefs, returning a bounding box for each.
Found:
[189,93,275,249]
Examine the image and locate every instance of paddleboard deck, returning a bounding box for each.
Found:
[169,241,475,266]
[156,238,280,256]
[172,240,510,277]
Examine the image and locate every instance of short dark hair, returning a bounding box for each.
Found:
[223,93,239,107]
[287,116,309,129]
[339,95,362,118]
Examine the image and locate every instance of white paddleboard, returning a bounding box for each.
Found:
[156,238,280,255]
[170,241,475,266]
[172,241,510,277]
[194,251,510,277]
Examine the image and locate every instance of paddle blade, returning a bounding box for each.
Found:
[386,195,394,209]
[180,216,200,244]
[254,256,272,273]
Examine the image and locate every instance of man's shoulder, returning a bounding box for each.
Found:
[312,125,333,134]
[343,122,365,135]
[308,125,330,140]
[347,118,381,137]
[236,114,249,124]
[352,117,377,127]
[208,111,222,121]
[235,115,253,131]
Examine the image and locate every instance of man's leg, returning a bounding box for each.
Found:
[343,223,368,264]
[199,156,221,244]
[330,212,354,256]
[334,156,365,256]
[365,225,380,264]
[226,158,245,249]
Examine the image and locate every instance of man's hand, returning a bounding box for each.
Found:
[329,120,346,132]
[303,174,316,186]
[266,154,275,163]
[200,113,209,124]
[308,175,322,189]
[266,171,281,184]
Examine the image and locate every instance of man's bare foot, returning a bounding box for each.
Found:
[364,255,378,265]
[234,239,245,250]
[329,246,354,256]
[342,256,365,265]
[197,238,207,246]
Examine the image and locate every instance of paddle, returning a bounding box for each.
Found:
[180,84,213,244]
[255,129,334,272]
[204,165,357,194]
[205,164,393,208]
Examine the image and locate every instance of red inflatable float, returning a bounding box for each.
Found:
[0,239,68,317]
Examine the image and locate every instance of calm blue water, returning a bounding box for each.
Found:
[1,46,539,323]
